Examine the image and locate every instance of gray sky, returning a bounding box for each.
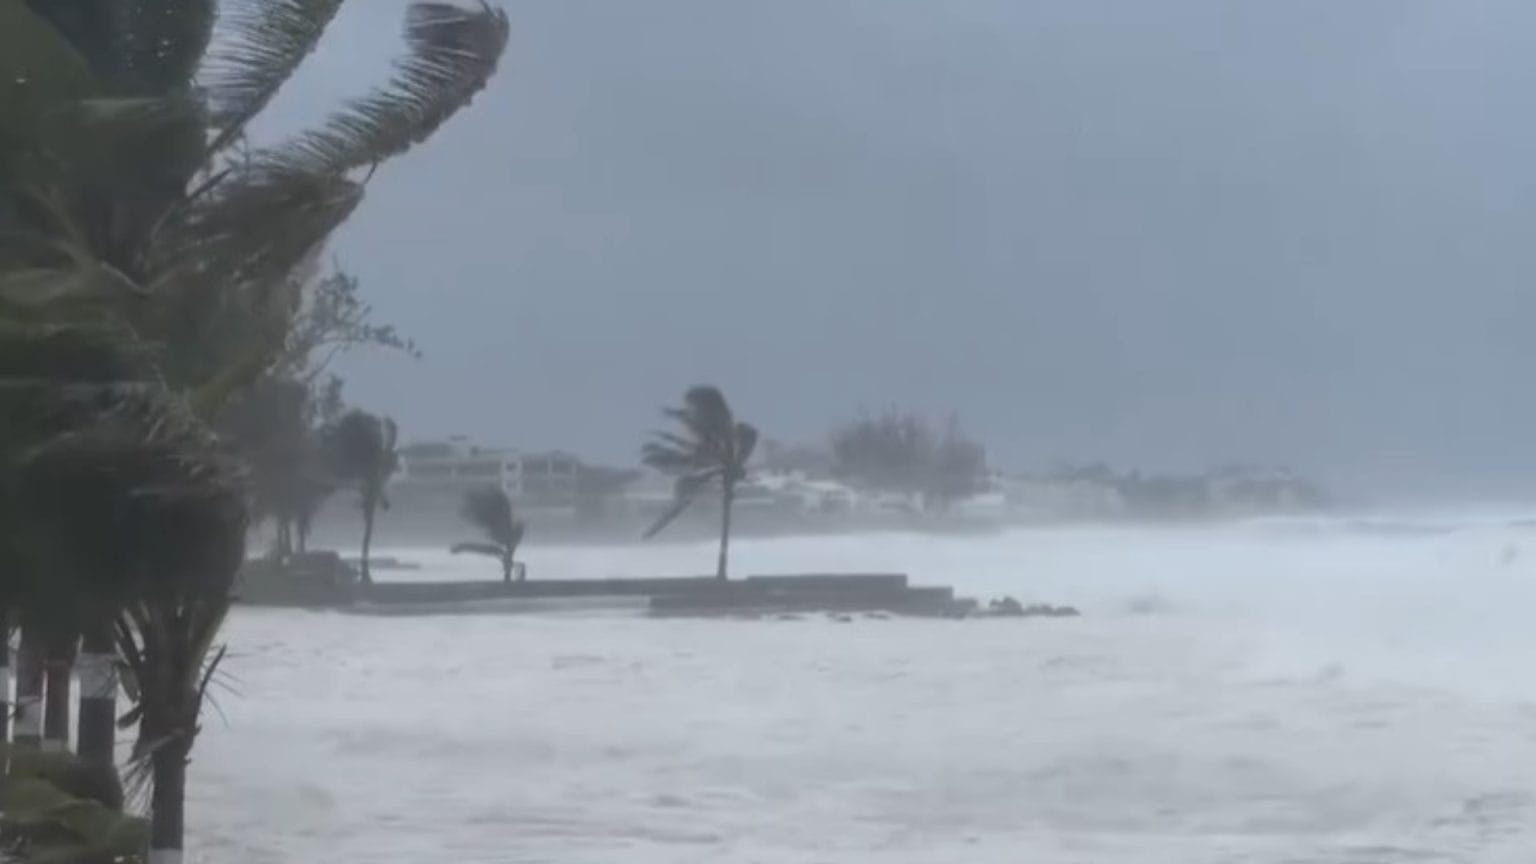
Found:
[273,1,1536,497]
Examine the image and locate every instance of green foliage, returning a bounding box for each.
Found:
[830,410,988,508]
[218,375,338,556]
[451,487,526,581]
[641,386,758,579]
[641,385,760,539]
[1,1,508,852]
[323,409,399,509]
[1,0,509,421]
[322,409,398,582]
[0,746,146,864]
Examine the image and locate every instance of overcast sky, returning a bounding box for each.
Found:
[270,1,1536,498]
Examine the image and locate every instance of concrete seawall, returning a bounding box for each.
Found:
[238,560,975,618]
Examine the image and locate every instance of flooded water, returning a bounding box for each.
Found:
[194,518,1536,862]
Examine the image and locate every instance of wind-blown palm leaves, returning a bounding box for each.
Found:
[2,1,509,857]
[11,377,247,857]
[218,376,337,557]
[323,410,399,585]
[451,487,527,583]
[2,0,511,415]
[274,2,512,176]
[0,313,156,765]
[641,386,759,580]
[203,0,350,141]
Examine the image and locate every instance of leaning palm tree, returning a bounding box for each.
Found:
[641,385,759,580]
[451,487,527,583]
[12,386,247,862]
[3,3,509,860]
[0,315,163,767]
[323,410,398,584]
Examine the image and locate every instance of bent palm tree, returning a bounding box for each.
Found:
[3,2,509,859]
[641,385,759,580]
[15,387,247,861]
[451,487,527,582]
[324,410,398,584]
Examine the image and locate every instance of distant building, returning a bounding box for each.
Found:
[998,472,1128,520]
[393,437,581,508]
[1205,465,1324,513]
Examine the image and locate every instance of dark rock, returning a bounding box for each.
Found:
[988,596,1025,616]
[980,596,1080,619]
[1022,603,1081,618]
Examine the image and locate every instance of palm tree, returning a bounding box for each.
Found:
[219,375,337,558]
[0,318,160,767]
[10,384,247,859]
[3,3,509,859]
[324,410,398,584]
[451,487,527,582]
[3,2,511,418]
[641,385,759,580]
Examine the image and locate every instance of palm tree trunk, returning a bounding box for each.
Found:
[502,553,512,583]
[14,626,44,749]
[43,636,76,752]
[148,733,191,864]
[716,479,734,580]
[359,506,375,584]
[77,624,117,768]
[0,610,9,745]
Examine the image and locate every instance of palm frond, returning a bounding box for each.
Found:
[144,168,361,410]
[460,486,513,543]
[649,430,705,458]
[654,386,736,462]
[150,166,362,291]
[641,440,701,472]
[449,541,503,558]
[642,470,718,539]
[0,319,155,382]
[266,1,509,176]
[203,0,350,146]
[682,385,733,429]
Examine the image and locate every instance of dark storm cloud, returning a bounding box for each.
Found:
[270,0,1536,497]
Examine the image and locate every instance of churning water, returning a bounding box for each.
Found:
[193,516,1536,862]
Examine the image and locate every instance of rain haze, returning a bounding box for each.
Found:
[279,0,1536,499]
[15,2,1536,863]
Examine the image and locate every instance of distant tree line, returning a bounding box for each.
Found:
[217,263,409,580]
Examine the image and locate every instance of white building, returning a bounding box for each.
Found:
[393,437,580,506]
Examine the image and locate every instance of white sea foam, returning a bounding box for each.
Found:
[193,517,1536,862]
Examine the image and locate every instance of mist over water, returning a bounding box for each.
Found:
[197,515,1536,862]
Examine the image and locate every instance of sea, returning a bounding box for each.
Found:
[190,513,1536,862]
